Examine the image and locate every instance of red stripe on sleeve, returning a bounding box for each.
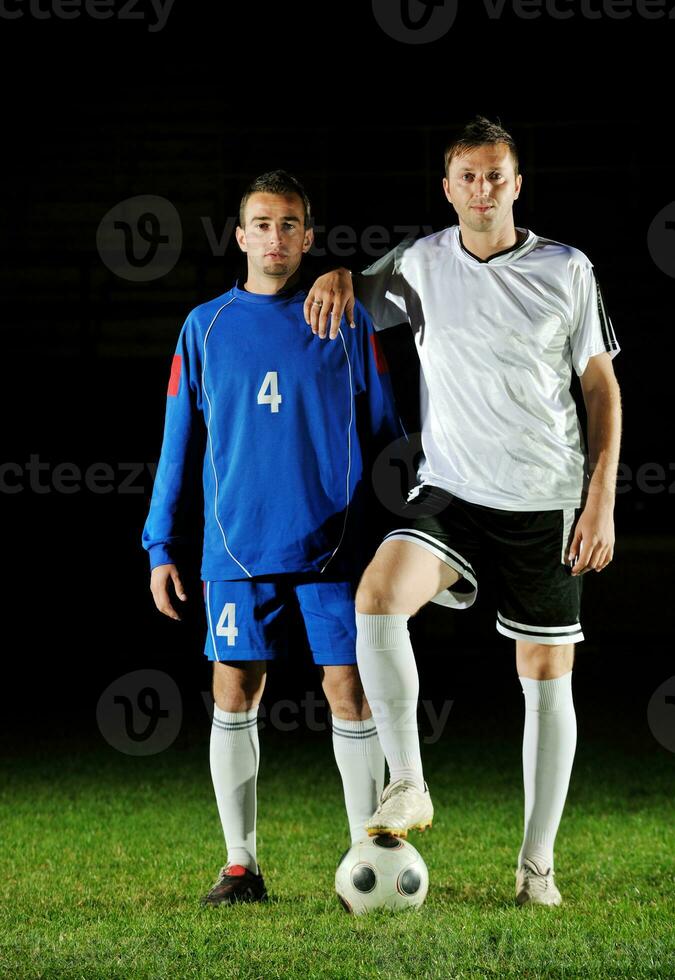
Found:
[369,333,389,375]
[167,355,182,396]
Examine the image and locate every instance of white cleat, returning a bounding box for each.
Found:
[515,857,562,906]
[365,778,434,838]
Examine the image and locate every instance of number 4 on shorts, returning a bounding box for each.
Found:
[216,602,238,646]
[257,371,282,413]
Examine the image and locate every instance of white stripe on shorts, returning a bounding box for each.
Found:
[496,611,584,645]
[561,508,575,564]
[383,528,478,610]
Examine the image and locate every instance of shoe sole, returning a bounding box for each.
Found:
[515,892,562,907]
[366,819,433,839]
[201,893,268,906]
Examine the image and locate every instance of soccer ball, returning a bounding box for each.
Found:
[335,834,429,914]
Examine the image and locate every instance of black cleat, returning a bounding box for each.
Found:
[200,864,268,906]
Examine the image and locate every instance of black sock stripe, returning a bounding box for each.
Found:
[212,717,258,731]
[332,726,378,740]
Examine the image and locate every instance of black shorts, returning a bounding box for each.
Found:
[384,484,584,646]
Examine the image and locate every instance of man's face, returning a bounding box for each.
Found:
[442,143,522,234]
[236,192,313,279]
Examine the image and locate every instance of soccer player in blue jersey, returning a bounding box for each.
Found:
[142,171,402,906]
[304,117,622,907]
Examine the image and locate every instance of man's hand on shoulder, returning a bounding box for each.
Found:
[303,268,355,340]
[150,563,188,621]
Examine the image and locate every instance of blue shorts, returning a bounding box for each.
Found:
[202,575,357,665]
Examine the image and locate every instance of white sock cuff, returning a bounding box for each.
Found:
[331,715,378,734]
[355,612,409,649]
[212,704,259,731]
[331,716,379,756]
[519,671,573,712]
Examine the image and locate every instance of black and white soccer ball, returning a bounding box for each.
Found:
[335,834,429,914]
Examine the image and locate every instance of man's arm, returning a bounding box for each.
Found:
[142,318,206,617]
[568,352,622,575]
[303,240,411,340]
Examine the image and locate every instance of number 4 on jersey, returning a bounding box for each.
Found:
[216,602,238,646]
[257,371,282,413]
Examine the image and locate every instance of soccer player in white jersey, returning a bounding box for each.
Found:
[303,117,622,906]
[143,171,402,905]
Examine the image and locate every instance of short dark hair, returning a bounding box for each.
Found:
[444,116,519,177]
[239,169,312,228]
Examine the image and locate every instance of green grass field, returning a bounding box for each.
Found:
[1,717,673,979]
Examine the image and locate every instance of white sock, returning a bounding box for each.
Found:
[209,704,260,873]
[518,671,577,872]
[355,613,425,791]
[332,716,386,844]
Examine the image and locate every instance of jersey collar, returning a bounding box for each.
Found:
[232,278,305,304]
[454,225,535,266]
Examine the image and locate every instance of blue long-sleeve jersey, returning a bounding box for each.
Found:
[141,282,403,582]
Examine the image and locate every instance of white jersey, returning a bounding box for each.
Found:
[356,225,620,511]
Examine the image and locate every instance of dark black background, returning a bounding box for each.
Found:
[1,1,673,743]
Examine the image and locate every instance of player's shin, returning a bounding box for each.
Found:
[518,671,577,872]
[331,716,385,844]
[209,704,261,873]
[355,613,425,791]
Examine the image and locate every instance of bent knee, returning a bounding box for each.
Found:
[355,578,414,615]
[355,588,390,615]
